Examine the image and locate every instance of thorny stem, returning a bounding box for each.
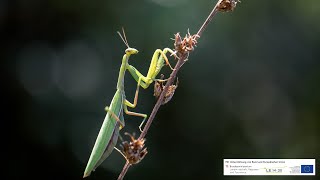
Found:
[118,0,236,179]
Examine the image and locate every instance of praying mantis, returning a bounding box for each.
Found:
[83,29,177,178]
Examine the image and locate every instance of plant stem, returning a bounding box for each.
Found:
[196,0,223,37]
[139,56,187,139]
[117,51,187,180]
[117,0,228,179]
[117,162,131,180]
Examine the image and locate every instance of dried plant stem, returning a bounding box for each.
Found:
[139,56,187,140]
[196,0,223,37]
[117,52,187,180]
[117,0,232,179]
[117,162,131,180]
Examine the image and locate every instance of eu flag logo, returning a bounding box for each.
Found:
[301,165,313,173]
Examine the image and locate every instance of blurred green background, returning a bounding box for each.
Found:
[2,0,320,179]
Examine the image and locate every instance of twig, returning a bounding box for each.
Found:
[139,56,187,139]
[117,162,131,180]
[117,50,187,180]
[117,0,239,179]
[196,0,223,38]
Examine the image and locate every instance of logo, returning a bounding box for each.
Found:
[301,165,313,173]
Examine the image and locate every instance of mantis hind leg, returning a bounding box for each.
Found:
[105,106,125,128]
[114,147,126,159]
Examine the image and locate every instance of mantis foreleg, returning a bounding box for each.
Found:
[124,78,142,108]
[127,48,177,89]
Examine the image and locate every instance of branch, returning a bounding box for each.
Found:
[196,0,222,37]
[117,162,131,180]
[117,0,239,179]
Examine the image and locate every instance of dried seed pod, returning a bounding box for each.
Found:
[154,75,179,105]
[163,78,178,104]
[120,132,148,164]
[174,32,183,54]
[154,74,165,98]
[172,30,199,56]
[183,32,199,52]
[217,0,240,12]
[182,30,199,53]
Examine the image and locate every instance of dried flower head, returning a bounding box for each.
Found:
[217,0,240,12]
[119,133,148,164]
[173,32,183,55]
[163,78,179,104]
[154,74,179,105]
[173,30,199,56]
[153,74,164,98]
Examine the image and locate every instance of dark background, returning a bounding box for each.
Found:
[1,0,319,179]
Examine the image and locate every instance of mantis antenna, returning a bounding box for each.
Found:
[117,27,130,48]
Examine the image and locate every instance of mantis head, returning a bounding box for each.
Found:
[118,28,138,55]
[125,47,138,55]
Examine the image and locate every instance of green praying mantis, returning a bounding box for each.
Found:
[83,29,177,178]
